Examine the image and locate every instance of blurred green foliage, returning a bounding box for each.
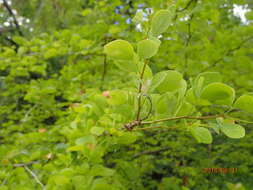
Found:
[0,0,253,189]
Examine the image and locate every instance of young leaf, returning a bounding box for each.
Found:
[150,70,184,93]
[220,123,245,138]
[117,132,137,145]
[200,82,235,106]
[234,95,253,114]
[149,71,167,92]
[176,101,194,116]
[150,10,172,37]
[91,165,115,177]
[190,127,213,144]
[104,40,134,61]
[132,10,144,24]
[195,72,222,87]
[137,38,160,59]
[155,93,177,117]
[113,53,139,72]
[193,72,222,98]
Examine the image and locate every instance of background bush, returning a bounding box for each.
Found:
[0,0,253,189]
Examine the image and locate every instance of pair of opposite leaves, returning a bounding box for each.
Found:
[104,9,173,60]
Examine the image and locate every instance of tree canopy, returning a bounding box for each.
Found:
[1,0,253,189]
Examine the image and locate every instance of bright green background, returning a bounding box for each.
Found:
[0,0,253,189]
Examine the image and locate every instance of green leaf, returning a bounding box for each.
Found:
[195,72,222,87]
[92,183,116,190]
[234,95,253,114]
[117,132,137,145]
[107,90,128,105]
[209,123,220,134]
[91,178,119,190]
[104,40,134,61]
[245,11,253,20]
[149,71,167,92]
[200,82,235,106]
[193,72,222,98]
[150,10,172,37]
[137,39,160,59]
[186,88,197,104]
[67,145,84,152]
[90,127,105,136]
[150,70,184,93]
[155,93,177,117]
[176,101,194,116]
[91,165,115,177]
[220,123,245,139]
[53,175,70,185]
[190,127,213,144]
[112,53,139,72]
[132,10,144,24]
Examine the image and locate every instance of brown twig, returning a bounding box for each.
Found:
[141,115,223,125]
[124,114,223,130]
[136,60,148,121]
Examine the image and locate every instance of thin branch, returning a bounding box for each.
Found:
[141,115,223,125]
[2,0,23,36]
[24,166,45,190]
[136,61,148,121]
[183,14,194,77]
[124,114,223,130]
[13,161,40,167]
[174,0,198,21]
[177,0,197,13]
[3,36,19,51]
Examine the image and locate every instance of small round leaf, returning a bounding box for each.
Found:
[151,70,184,93]
[200,82,235,106]
[220,123,245,139]
[137,39,160,59]
[104,40,134,61]
[190,127,213,144]
[150,10,172,37]
[234,95,253,114]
